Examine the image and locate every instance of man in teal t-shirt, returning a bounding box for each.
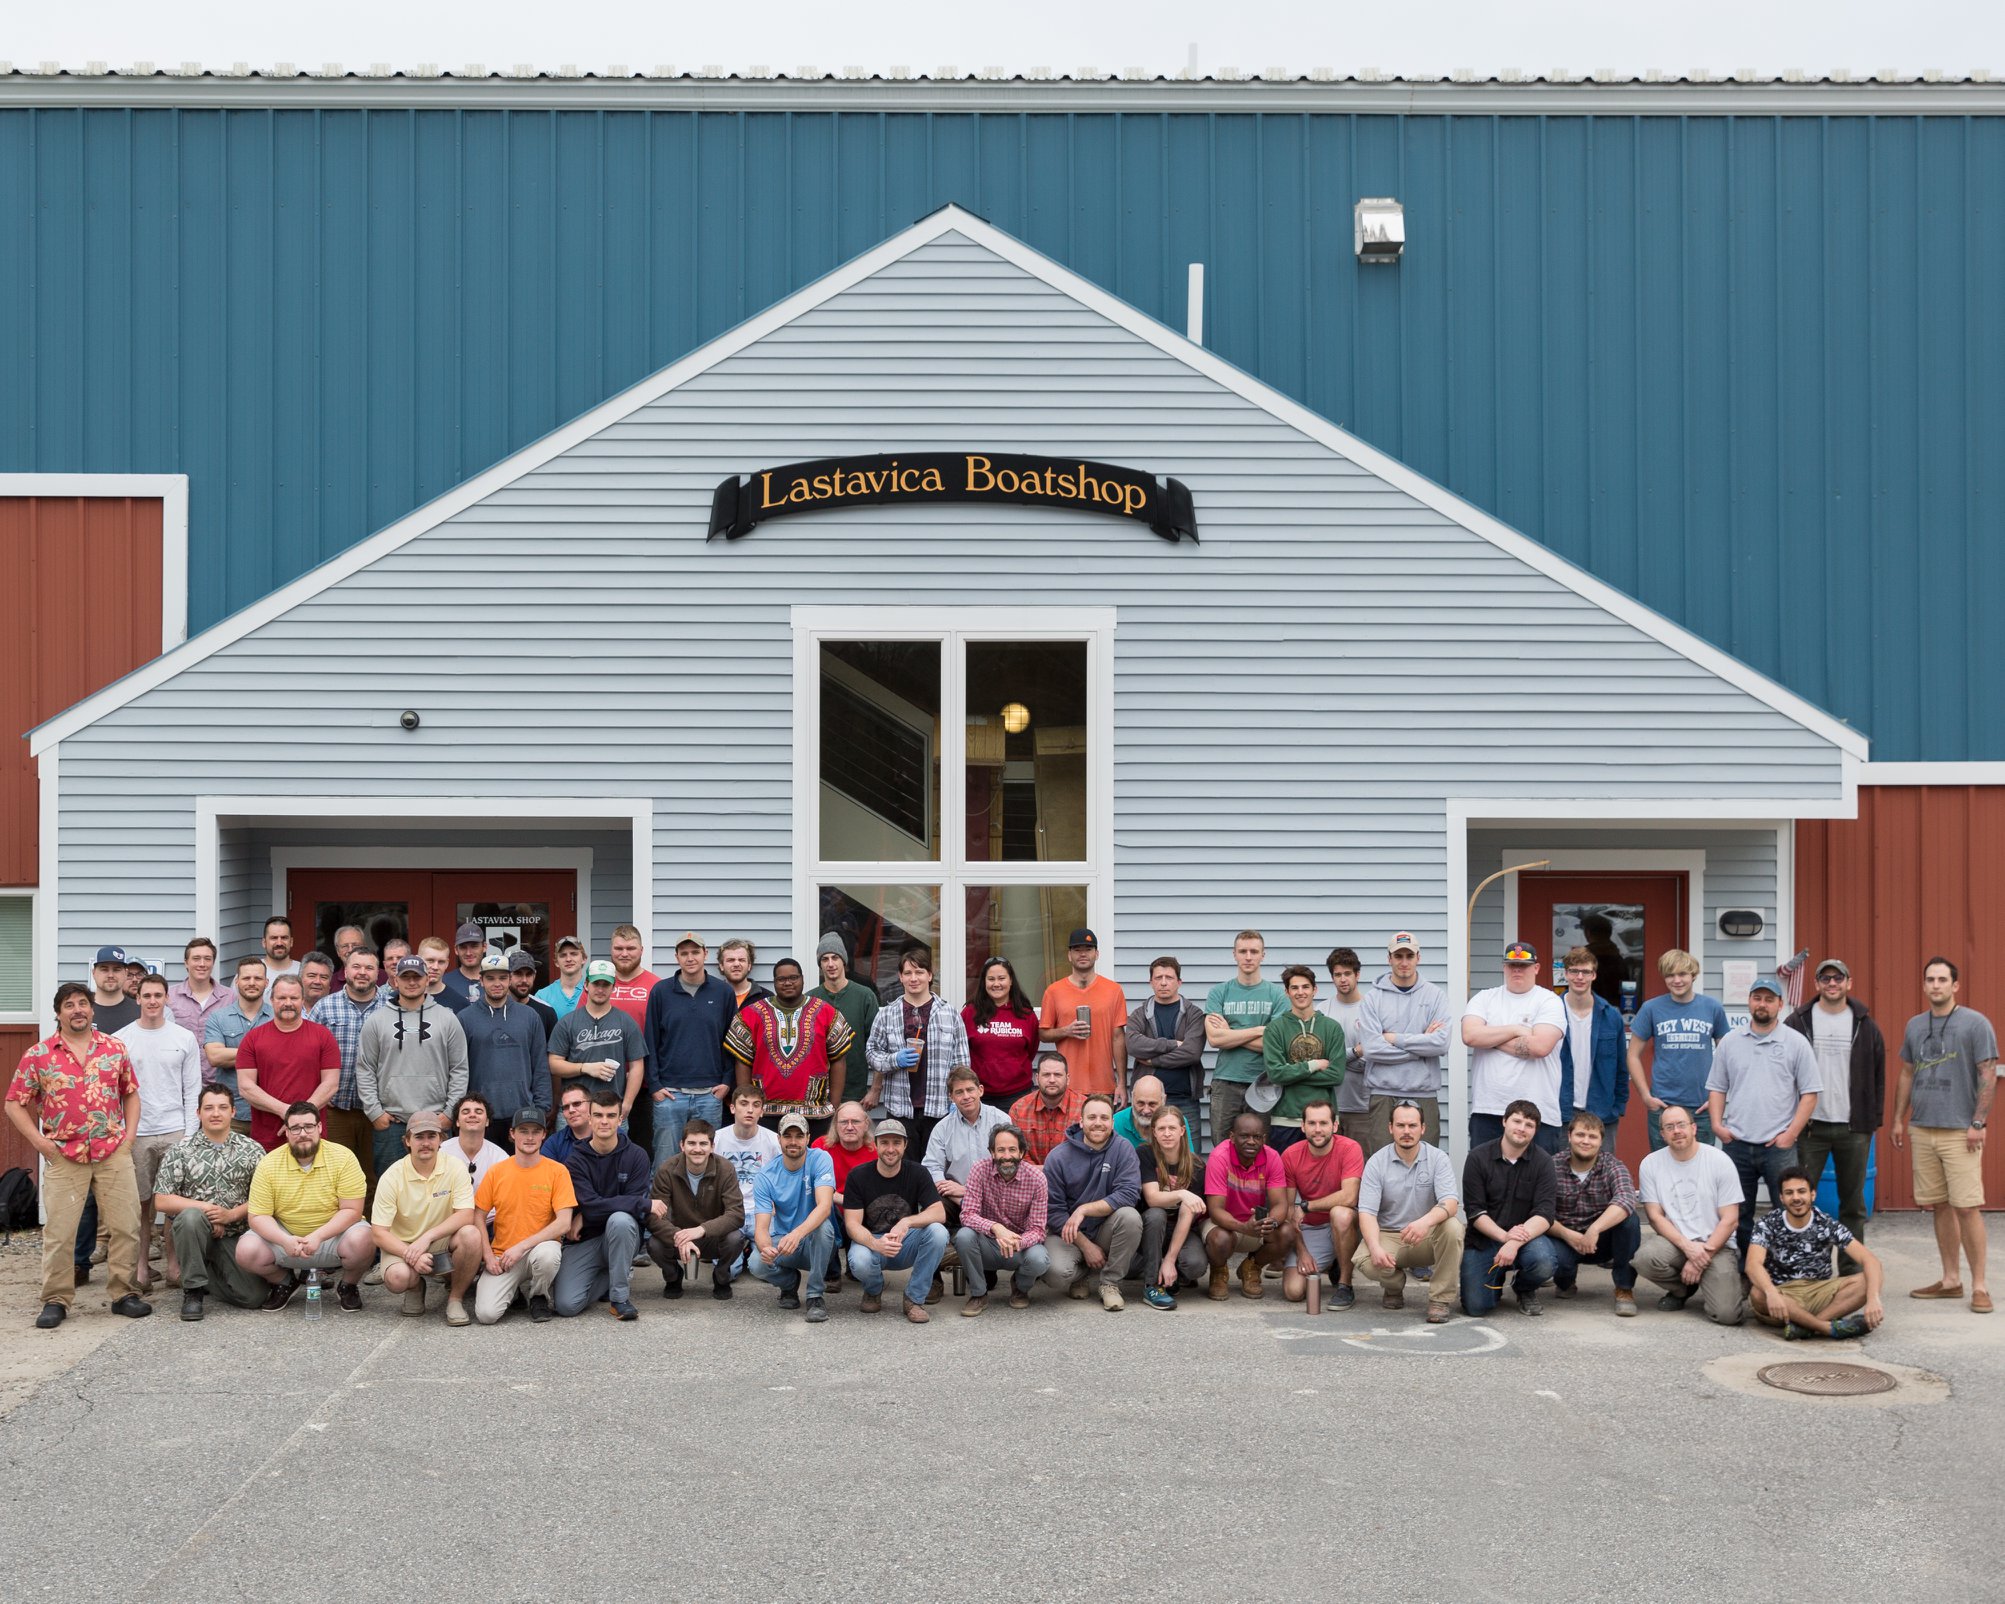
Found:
[1627,950,1730,1151]
[1204,932,1289,1149]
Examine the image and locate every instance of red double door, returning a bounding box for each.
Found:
[285,870,577,987]
[1514,870,1690,1179]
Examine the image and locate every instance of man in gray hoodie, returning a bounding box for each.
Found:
[1040,1094,1144,1311]
[460,952,551,1147]
[1355,933,1452,1156]
[356,956,470,1178]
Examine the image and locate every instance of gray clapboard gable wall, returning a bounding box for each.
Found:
[51,226,1847,1001]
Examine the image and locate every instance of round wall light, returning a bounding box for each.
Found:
[1001,701,1031,735]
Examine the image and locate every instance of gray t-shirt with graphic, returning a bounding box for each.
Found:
[1900,1008,1999,1130]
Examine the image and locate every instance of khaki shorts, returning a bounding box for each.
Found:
[1771,1276,1850,1316]
[1911,1126,1987,1209]
[132,1132,181,1197]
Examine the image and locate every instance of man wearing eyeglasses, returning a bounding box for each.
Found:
[369,1111,482,1326]
[237,1101,374,1312]
[1557,946,1630,1141]
[543,1085,594,1165]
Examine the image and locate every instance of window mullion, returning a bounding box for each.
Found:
[940,631,969,1003]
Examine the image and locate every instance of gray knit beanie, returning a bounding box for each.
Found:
[815,931,849,966]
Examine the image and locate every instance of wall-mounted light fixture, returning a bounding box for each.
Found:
[1354,197,1405,264]
[1717,909,1766,939]
[1001,701,1031,735]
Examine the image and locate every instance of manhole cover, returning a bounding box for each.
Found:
[1756,1361,1897,1397]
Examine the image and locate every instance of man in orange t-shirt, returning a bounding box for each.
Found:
[472,1107,576,1325]
[1038,928,1129,1106]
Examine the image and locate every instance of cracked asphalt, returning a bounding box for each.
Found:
[1,1214,1997,1604]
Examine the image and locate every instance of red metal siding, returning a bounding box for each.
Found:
[0,496,166,885]
[1797,786,2005,1210]
[0,1025,35,1173]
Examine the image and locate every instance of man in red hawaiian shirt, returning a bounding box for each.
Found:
[5,981,153,1327]
[725,959,854,1135]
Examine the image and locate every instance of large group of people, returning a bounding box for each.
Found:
[6,918,1992,1334]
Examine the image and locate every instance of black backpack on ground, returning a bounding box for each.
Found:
[0,1166,37,1245]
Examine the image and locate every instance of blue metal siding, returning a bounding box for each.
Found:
[3,107,2001,758]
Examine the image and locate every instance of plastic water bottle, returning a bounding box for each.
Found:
[304,1266,323,1322]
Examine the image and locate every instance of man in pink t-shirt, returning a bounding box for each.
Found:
[1280,1098,1366,1309]
[1201,1110,1299,1301]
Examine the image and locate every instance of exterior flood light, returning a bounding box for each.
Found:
[1354,197,1405,263]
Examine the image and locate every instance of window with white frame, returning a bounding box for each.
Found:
[0,892,33,1022]
[794,610,1114,1006]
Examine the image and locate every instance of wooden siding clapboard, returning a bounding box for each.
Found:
[50,235,1847,1012]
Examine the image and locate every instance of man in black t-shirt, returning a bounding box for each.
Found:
[842,1118,950,1323]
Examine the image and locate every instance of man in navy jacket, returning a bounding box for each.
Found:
[553,1085,655,1320]
[1558,947,1630,1137]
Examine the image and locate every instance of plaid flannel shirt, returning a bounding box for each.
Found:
[959,1155,1049,1245]
[1551,1147,1638,1232]
[1007,1086,1086,1165]
[864,997,970,1119]
[308,989,388,1110]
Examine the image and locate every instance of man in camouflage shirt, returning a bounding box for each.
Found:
[151,1083,270,1319]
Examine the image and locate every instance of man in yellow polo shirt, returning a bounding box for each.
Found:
[369,1110,482,1327]
[238,1099,374,1311]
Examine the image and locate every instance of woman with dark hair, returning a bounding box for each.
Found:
[963,957,1040,1109]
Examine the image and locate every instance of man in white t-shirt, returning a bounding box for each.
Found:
[116,973,205,1292]
[1462,943,1567,1155]
[1321,947,1372,1148]
[1633,1103,1748,1323]
[713,1084,782,1268]
[260,916,302,982]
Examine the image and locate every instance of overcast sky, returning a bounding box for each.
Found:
[10,0,2001,78]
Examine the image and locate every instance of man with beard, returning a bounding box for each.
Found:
[237,1102,373,1311]
[236,976,341,1150]
[952,1123,1050,1315]
[1706,974,1821,1264]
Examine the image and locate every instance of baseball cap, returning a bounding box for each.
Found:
[776,1111,811,1136]
[93,945,130,966]
[585,959,617,983]
[1815,958,1850,979]
[405,1111,445,1136]
[1067,928,1098,949]
[1503,942,1539,965]
[507,949,538,973]
[1386,932,1419,954]
[395,955,428,978]
[555,935,586,954]
[1748,973,1784,998]
[454,922,484,946]
[478,950,509,973]
[125,954,149,969]
[674,931,705,950]
[511,1106,549,1131]
[874,1117,908,1139]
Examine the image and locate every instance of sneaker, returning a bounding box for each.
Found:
[90,1241,108,1266]
[1782,1321,1810,1341]
[903,1297,930,1324]
[1207,1265,1230,1302]
[528,1293,553,1323]
[1007,1288,1031,1310]
[180,1291,205,1322]
[1516,1291,1544,1317]
[1614,1289,1638,1317]
[1101,1284,1125,1312]
[444,1299,470,1327]
[1553,1281,1578,1300]
[34,1302,65,1329]
[778,1274,802,1311]
[711,1273,733,1301]
[1410,1265,1433,1282]
[858,1291,883,1314]
[1829,1312,1869,1339]
[401,1284,428,1318]
[1425,1303,1451,1324]
[1656,1290,1691,1312]
[361,1263,384,1288]
[335,1280,363,1313]
[1143,1285,1177,1310]
[110,1293,153,1319]
[632,1251,651,1268]
[804,1296,828,1323]
[1329,1283,1356,1311]
[1239,1258,1265,1300]
[962,1296,988,1318]
[261,1274,300,1313]
[1067,1276,1091,1301]
[609,1298,639,1321]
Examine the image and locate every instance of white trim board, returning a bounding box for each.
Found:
[0,473,189,650]
[26,206,1865,765]
[269,847,595,954]
[1858,763,2005,785]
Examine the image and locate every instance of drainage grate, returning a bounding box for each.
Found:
[1757,1361,1898,1397]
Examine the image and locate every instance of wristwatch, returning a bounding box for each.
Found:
[1972,1120,1987,1131]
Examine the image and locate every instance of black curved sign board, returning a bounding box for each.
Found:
[708,452,1197,543]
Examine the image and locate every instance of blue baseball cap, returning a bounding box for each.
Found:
[93,945,130,966]
[1748,973,1784,998]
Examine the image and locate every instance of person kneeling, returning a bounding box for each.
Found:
[644,1117,745,1301]
[555,1084,654,1321]
[473,1107,574,1325]
[370,1111,483,1326]
[1746,1165,1885,1340]
[1459,1100,1560,1318]
[844,1118,950,1324]
[952,1124,1050,1315]
[746,1111,837,1323]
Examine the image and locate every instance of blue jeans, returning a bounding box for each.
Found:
[747,1219,836,1300]
[1467,1113,1568,1156]
[652,1090,724,1154]
[952,1225,1052,1297]
[1548,1212,1642,1291]
[1723,1137,1797,1261]
[74,1193,99,1270]
[1646,1103,1717,1150]
[847,1221,950,1304]
[552,1211,641,1314]
[1459,1234,1559,1315]
[371,1119,408,1178]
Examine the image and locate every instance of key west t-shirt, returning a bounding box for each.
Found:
[1628,993,1730,1107]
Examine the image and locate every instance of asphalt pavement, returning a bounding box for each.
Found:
[0,1213,1995,1604]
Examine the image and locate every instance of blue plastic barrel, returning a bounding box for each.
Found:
[1814,1137,1876,1217]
